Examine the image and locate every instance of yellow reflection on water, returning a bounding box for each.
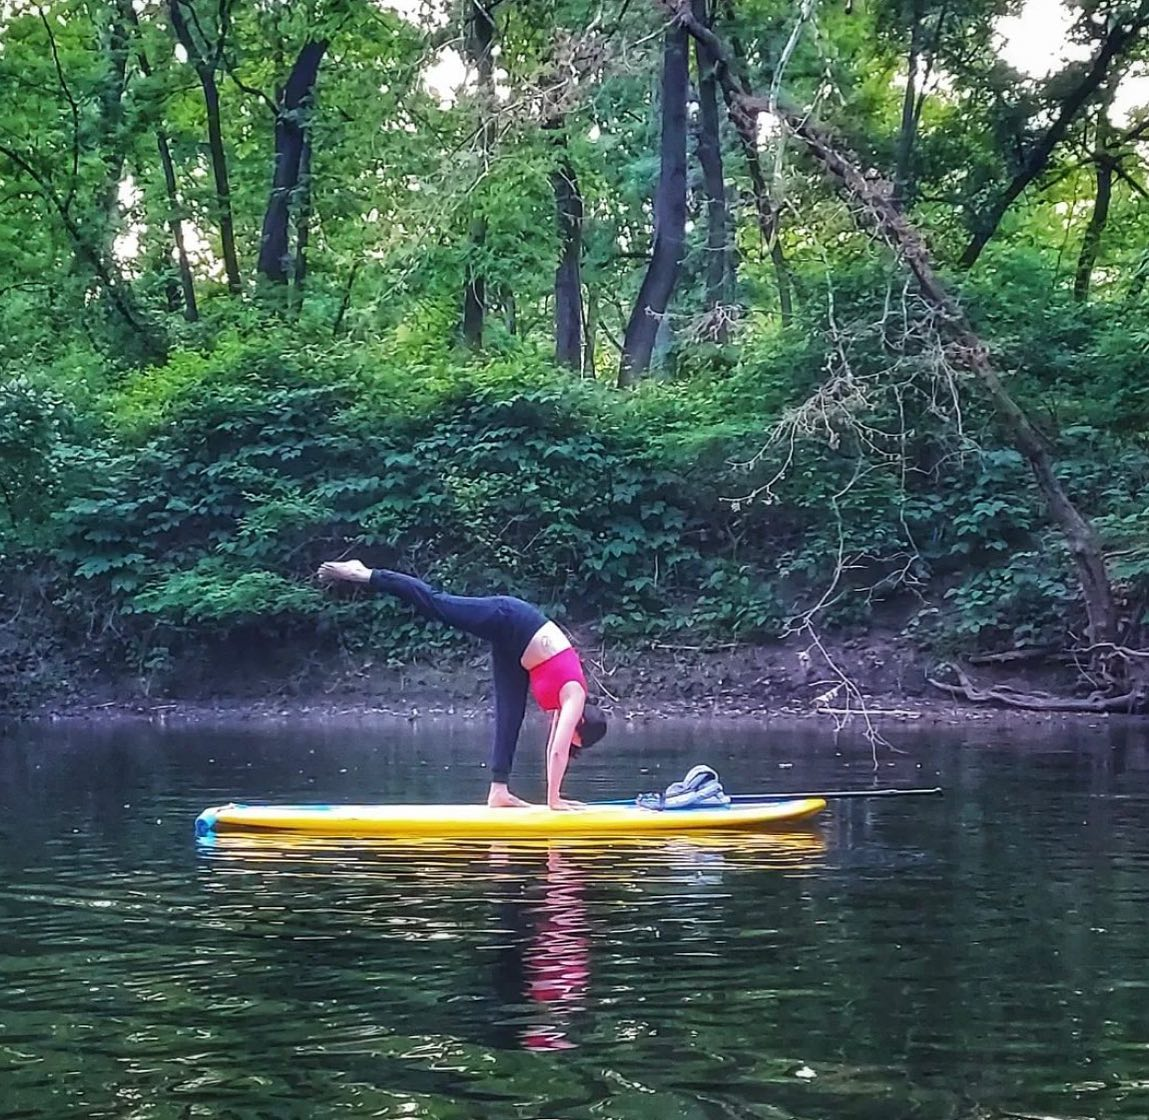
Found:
[196,829,826,874]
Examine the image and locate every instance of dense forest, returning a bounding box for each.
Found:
[1,0,1147,714]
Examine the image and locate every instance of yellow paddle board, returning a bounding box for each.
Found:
[195,798,825,839]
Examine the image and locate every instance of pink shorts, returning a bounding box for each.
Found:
[528,648,587,711]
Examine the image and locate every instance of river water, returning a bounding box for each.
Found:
[2,715,1149,1119]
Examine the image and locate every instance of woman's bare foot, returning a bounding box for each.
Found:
[317,560,372,584]
[487,784,534,808]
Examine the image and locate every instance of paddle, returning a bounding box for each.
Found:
[599,786,943,806]
[723,786,943,802]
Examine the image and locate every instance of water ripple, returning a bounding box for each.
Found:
[4,722,1149,1118]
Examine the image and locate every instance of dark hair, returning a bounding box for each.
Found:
[571,703,608,761]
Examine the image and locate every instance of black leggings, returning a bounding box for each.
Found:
[368,570,548,783]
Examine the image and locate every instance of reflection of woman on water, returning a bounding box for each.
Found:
[522,849,590,1050]
[489,848,590,1052]
[318,562,607,809]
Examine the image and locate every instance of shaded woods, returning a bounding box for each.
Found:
[1,0,1148,713]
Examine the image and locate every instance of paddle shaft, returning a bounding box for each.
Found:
[602,786,942,806]
[726,787,942,802]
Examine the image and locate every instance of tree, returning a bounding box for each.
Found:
[462,0,500,348]
[168,0,243,294]
[619,21,689,386]
[120,0,199,321]
[552,140,586,370]
[693,0,735,336]
[958,1,1149,269]
[255,40,329,290]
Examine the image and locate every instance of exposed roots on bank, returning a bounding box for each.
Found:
[927,661,1148,714]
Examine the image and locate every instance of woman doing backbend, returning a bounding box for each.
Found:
[317,562,608,810]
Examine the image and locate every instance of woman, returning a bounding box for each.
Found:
[317,561,607,810]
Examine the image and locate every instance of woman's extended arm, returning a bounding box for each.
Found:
[546,684,586,810]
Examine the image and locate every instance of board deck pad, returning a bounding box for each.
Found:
[195,798,826,839]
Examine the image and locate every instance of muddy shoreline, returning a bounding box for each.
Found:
[21,638,1135,729]
[28,696,1125,731]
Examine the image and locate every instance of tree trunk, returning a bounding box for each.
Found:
[1073,117,1114,302]
[121,0,198,320]
[501,284,517,334]
[715,6,791,322]
[462,217,487,348]
[169,0,242,294]
[584,285,598,377]
[552,145,585,370]
[693,0,733,330]
[619,23,689,387]
[462,0,496,348]
[201,74,243,293]
[669,1,1121,653]
[332,260,361,336]
[958,15,1144,270]
[257,40,328,285]
[156,132,200,321]
[893,0,924,208]
[93,4,131,261]
[291,134,313,312]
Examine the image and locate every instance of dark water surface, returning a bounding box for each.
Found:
[3,715,1149,1119]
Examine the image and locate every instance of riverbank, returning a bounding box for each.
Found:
[24,633,1131,729]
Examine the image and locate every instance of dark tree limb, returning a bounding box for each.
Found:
[1112,162,1149,200]
[169,0,243,294]
[1073,116,1114,302]
[256,39,328,286]
[38,8,81,214]
[120,0,198,321]
[619,21,689,385]
[693,0,734,329]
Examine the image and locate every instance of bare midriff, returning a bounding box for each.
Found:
[520,621,573,671]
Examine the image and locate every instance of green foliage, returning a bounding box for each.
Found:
[2,0,1149,702]
[939,551,1078,652]
[0,375,71,532]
